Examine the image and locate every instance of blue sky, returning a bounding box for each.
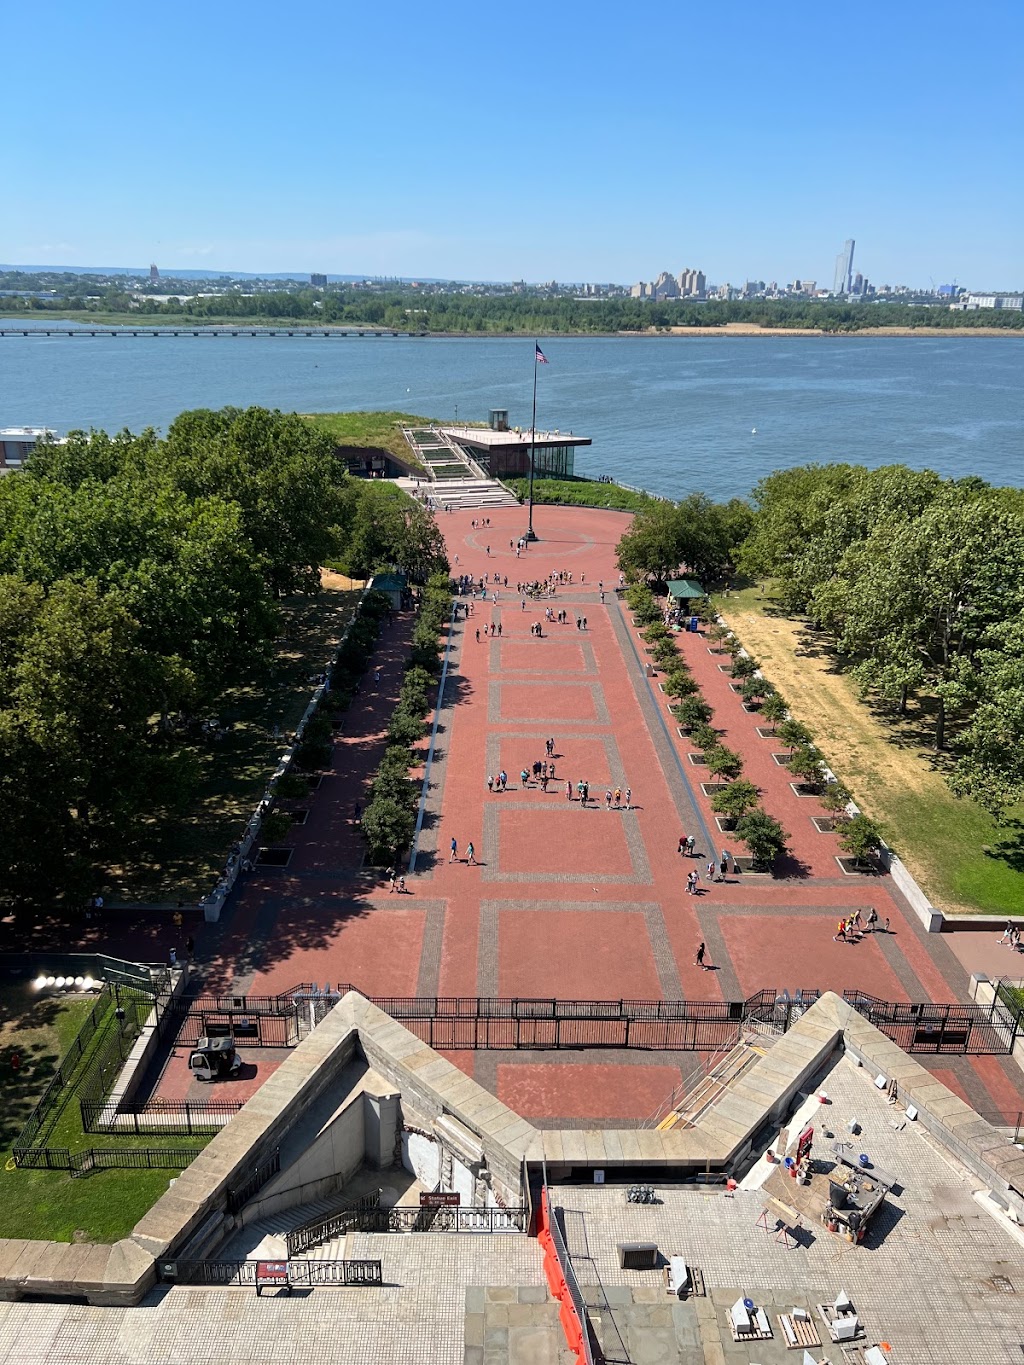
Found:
[4,0,1021,288]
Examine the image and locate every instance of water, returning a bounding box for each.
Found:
[2,325,1022,499]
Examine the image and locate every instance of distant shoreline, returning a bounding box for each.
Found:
[0,314,1020,340]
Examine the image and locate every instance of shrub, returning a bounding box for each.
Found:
[735,809,789,871]
[294,741,331,771]
[707,623,731,651]
[710,779,760,822]
[674,697,714,730]
[652,638,681,667]
[625,583,654,612]
[633,599,662,626]
[641,622,671,644]
[372,763,419,810]
[839,814,884,866]
[303,714,333,746]
[704,745,744,780]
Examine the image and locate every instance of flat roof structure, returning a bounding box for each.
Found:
[440,424,592,451]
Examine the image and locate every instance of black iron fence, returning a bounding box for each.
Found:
[842,990,1019,1055]
[12,1144,203,1176]
[0,951,168,994]
[164,1258,383,1288]
[154,992,302,1049]
[80,1096,244,1135]
[287,1190,381,1256]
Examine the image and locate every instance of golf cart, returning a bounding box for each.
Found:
[188,1036,243,1082]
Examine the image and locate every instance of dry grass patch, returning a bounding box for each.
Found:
[716,589,1024,916]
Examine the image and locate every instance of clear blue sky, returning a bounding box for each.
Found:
[4,0,1021,288]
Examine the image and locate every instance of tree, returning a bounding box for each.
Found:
[692,722,720,752]
[740,676,772,706]
[761,693,788,731]
[617,501,685,583]
[838,814,883,867]
[704,745,744,780]
[362,796,415,865]
[818,780,853,818]
[707,623,731,652]
[710,779,760,822]
[778,719,813,752]
[788,746,826,791]
[663,668,699,699]
[735,810,789,871]
[674,697,713,731]
[730,654,757,679]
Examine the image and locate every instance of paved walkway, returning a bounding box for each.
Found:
[53,503,1024,1127]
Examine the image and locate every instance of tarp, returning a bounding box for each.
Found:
[666,578,705,600]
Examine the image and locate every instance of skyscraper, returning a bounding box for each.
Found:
[833,239,855,295]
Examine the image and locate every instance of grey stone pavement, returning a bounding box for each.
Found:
[4,1056,1024,1362]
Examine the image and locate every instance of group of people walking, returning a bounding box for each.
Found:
[833,908,886,942]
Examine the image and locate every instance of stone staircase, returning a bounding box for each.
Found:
[649,1034,776,1131]
[215,1188,379,1261]
[398,475,520,511]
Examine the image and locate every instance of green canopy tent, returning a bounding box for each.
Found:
[666,578,705,602]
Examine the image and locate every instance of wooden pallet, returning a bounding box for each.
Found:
[662,1263,705,1297]
[778,1312,822,1350]
[730,1315,773,1344]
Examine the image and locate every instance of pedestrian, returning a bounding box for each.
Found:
[497,622,502,637]
[500,770,508,790]
[486,545,491,556]
[466,842,476,865]
[883,916,890,933]
[707,861,716,882]
[397,876,406,893]
[605,789,612,809]
[624,787,631,810]
[582,617,588,630]
[678,834,687,855]
[866,906,879,933]
[549,761,555,779]
[185,935,195,961]
[686,835,695,857]
[450,837,458,863]
[1000,919,1015,945]
[173,908,183,934]
[850,909,862,932]
[686,870,698,895]
[487,775,494,792]
[374,669,380,685]
[695,942,708,970]
[521,768,530,787]
[389,871,397,893]
[169,946,177,967]
[566,780,573,800]
[833,919,847,943]
[613,787,621,808]
[719,855,728,881]
[475,628,480,642]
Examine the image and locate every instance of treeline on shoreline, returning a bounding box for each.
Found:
[617,463,1024,821]
[0,408,448,907]
[3,286,1022,333]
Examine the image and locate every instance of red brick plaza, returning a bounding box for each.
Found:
[195,504,1024,1127]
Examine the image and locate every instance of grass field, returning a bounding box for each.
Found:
[506,477,651,511]
[300,410,435,466]
[716,585,1024,916]
[0,983,185,1242]
[110,576,362,902]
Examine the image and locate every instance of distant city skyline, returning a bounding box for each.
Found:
[2,1,1021,287]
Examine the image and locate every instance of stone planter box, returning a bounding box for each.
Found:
[715,816,738,832]
[718,664,733,674]
[291,809,310,826]
[756,726,777,739]
[732,856,771,875]
[688,752,708,765]
[741,703,762,714]
[700,782,731,796]
[256,846,293,868]
[676,725,692,739]
[772,753,792,766]
[790,781,823,798]
[836,855,883,876]
[811,816,836,833]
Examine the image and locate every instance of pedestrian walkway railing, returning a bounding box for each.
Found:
[842,990,1019,1054]
[287,1190,383,1255]
[161,1258,384,1288]
[12,1144,204,1176]
[226,1147,281,1213]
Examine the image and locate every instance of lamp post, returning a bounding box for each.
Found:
[524,342,547,542]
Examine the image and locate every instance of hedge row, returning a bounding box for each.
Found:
[361,573,452,865]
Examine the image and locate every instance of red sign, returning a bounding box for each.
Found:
[256,1260,289,1284]
[420,1191,460,1207]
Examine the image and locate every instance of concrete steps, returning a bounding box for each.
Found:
[216,1189,368,1260]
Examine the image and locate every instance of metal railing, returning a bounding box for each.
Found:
[165,1258,383,1287]
[287,1190,382,1256]
[226,1148,281,1214]
[80,1096,244,1135]
[13,1144,203,1175]
[843,989,1019,1054]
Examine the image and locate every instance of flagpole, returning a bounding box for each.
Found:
[526,341,539,542]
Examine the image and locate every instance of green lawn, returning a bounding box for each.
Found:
[0,983,203,1242]
[714,584,1024,917]
[505,477,651,511]
[300,410,435,466]
[109,582,362,901]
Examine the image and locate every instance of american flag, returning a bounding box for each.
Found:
[535,344,549,364]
